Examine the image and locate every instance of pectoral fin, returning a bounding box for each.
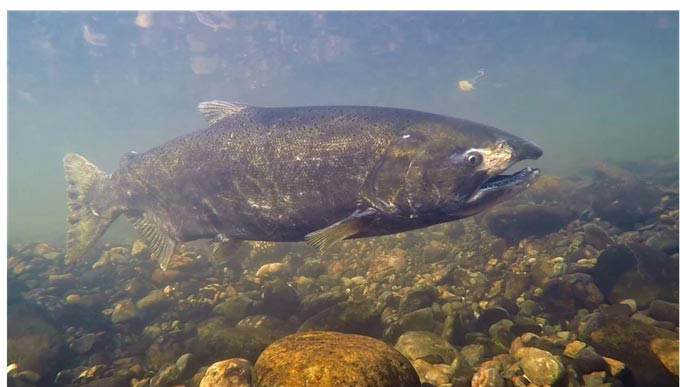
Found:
[305,208,378,250]
[210,234,244,264]
[126,213,176,270]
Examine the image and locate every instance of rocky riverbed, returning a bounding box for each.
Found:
[7,161,679,387]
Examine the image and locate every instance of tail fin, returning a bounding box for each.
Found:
[63,153,122,264]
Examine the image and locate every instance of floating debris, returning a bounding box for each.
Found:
[194,11,236,31]
[458,68,485,92]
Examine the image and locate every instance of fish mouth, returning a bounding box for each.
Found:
[478,166,541,192]
[452,165,540,218]
[474,139,543,195]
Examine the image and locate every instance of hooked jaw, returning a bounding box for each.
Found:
[476,167,541,194]
[464,139,543,209]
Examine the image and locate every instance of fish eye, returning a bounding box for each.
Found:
[465,151,483,167]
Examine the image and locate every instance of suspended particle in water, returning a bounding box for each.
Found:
[135,11,154,28]
[187,34,209,53]
[458,68,485,92]
[82,24,108,47]
[191,55,219,75]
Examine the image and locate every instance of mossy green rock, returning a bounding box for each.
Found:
[253,331,419,387]
[395,330,459,364]
[136,289,170,312]
[146,333,186,370]
[84,376,132,387]
[516,347,565,386]
[213,295,253,324]
[483,204,574,243]
[112,299,139,324]
[7,302,65,377]
[297,299,381,337]
[398,284,437,314]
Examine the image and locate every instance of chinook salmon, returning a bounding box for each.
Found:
[64,102,542,269]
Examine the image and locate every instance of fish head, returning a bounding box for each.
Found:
[364,116,542,220]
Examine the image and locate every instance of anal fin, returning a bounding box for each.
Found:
[126,213,176,270]
[305,208,378,251]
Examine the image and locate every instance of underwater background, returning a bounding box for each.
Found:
[6,11,680,387]
[8,11,678,244]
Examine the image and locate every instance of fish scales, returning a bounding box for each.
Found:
[125,106,408,240]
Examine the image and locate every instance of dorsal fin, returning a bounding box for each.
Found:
[197,100,247,125]
[119,151,140,169]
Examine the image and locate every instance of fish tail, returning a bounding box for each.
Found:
[63,153,122,264]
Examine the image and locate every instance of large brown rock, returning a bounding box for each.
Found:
[578,312,678,387]
[253,331,419,387]
[588,165,659,229]
[482,204,574,243]
[589,243,676,307]
[525,174,576,203]
[540,273,604,316]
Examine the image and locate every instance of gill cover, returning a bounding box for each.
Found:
[362,128,473,215]
[361,132,428,214]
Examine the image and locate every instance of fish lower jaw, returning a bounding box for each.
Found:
[478,167,540,191]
